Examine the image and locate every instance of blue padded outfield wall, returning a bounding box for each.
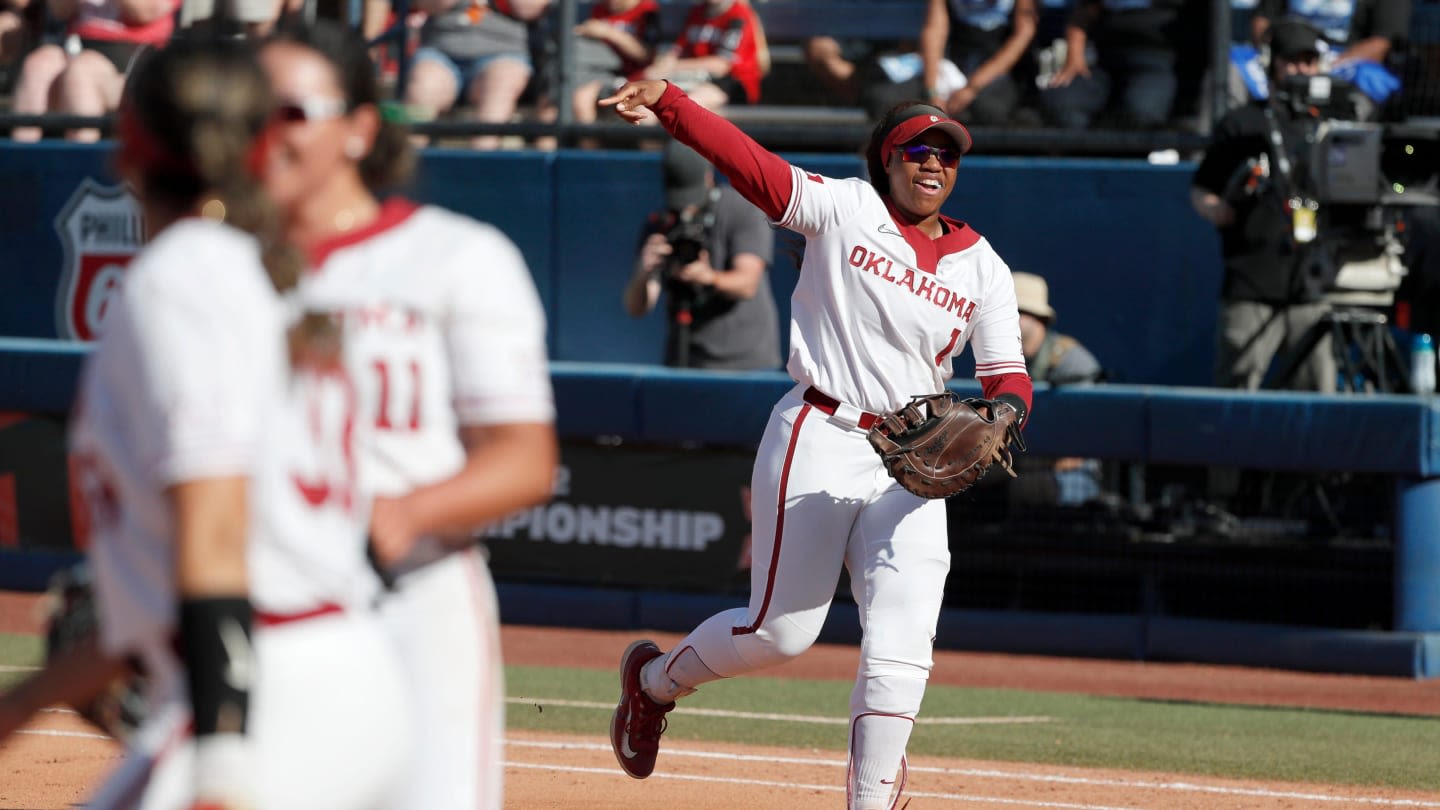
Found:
[2,340,1439,677]
[0,142,1220,386]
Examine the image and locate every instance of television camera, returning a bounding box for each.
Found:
[1260,75,1440,392]
[1278,75,1440,303]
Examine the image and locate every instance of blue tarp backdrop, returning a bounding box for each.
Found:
[1,143,1221,385]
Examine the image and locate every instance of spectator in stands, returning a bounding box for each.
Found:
[623,139,780,370]
[1253,0,1409,70]
[404,0,552,150]
[642,0,768,110]
[919,0,1040,126]
[177,0,294,38]
[1190,18,1338,393]
[1252,0,1409,119]
[533,0,659,148]
[1036,0,1188,130]
[802,36,975,122]
[801,36,872,105]
[1011,271,1105,506]
[1,0,34,88]
[10,0,179,141]
[1016,271,1103,385]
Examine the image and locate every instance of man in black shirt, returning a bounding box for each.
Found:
[1191,18,1342,392]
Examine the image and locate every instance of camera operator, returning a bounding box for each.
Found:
[1252,0,1407,121]
[1191,18,1351,393]
[623,139,781,370]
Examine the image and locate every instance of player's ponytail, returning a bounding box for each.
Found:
[119,37,335,362]
[120,36,303,297]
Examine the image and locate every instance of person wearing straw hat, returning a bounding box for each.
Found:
[1012,271,1104,506]
[1014,271,1102,385]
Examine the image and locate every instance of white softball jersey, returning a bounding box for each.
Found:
[297,200,555,498]
[71,218,410,810]
[72,218,378,655]
[297,199,553,810]
[777,170,1026,416]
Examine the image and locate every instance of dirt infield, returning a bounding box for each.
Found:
[4,592,1440,808]
[9,718,1440,810]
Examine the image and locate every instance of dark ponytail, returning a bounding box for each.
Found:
[121,37,336,360]
[121,36,303,296]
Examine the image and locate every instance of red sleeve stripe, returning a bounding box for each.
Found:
[974,362,1028,375]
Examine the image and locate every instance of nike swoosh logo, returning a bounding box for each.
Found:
[881,779,896,785]
[621,726,639,759]
[219,618,253,690]
[878,224,902,237]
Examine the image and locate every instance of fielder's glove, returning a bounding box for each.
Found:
[44,564,146,741]
[867,393,1026,499]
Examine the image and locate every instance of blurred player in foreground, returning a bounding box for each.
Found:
[600,78,1032,809]
[258,21,558,810]
[0,36,411,809]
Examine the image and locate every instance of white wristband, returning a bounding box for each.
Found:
[193,733,254,806]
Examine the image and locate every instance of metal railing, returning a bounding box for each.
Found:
[3,0,1438,155]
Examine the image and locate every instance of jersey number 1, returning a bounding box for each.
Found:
[935,328,962,366]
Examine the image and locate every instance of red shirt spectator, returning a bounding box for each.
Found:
[71,0,178,47]
[592,0,659,80]
[673,0,766,104]
[11,0,179,142]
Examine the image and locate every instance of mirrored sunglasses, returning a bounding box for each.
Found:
[273,97,349,124]
[895,143,961,168]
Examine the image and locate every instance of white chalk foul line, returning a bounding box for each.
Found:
[504,761,1149,810]
[506,740,1440,808]
[0,665,40,672]
[19,728,112,741]
[506,697,1052,726]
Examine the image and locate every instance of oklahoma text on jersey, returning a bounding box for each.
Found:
[846,244,980,322]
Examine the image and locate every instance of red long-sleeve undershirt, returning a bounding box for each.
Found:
[649,82,793,222]
[983,375,1034,426]
[648,82,1033,426]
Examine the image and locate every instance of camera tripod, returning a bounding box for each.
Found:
[1266,305,1409,393]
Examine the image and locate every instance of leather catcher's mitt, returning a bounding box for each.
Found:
[44,565,146,741]
[867,394,1026,499]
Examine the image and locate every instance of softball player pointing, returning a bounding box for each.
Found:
[602,79,1033,809]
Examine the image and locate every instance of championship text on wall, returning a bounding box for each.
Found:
[483,442,754,592]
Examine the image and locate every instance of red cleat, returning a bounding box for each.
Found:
[610,640,675,779]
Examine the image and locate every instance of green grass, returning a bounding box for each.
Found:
[506,664,1440,791]
[6,638,1435,791]
[0,632,42,690]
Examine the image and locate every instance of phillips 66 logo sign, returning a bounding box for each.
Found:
[53,179,143,341]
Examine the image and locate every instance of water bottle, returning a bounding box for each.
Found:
[1411,333,1436,396]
